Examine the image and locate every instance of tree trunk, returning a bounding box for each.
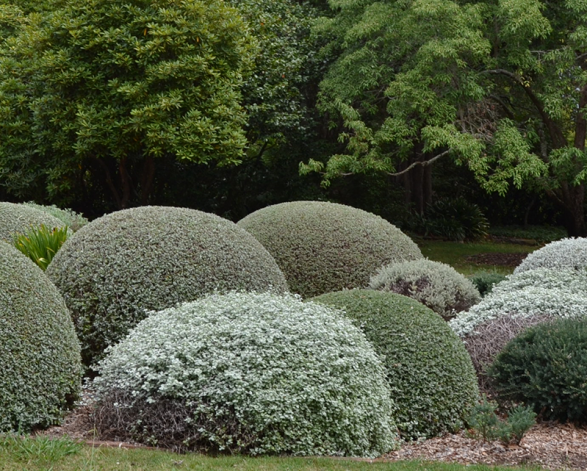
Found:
[557,183,586,237]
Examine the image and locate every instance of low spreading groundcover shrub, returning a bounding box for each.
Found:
[238,201,422,298]
[311,290,479,440]
[93,292,398,457]
[46,206,288,367]
[0,241,82,432]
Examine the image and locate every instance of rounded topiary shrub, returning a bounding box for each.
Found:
[491,267,587,296]
[0,201,68,241]
[450,286,587,338]
[311,290,479,440]
[488,317,587,423]
[0,241,82,432]
[368,259,481,320]
[46,206,288,367]
[93,292,398,457]
[514,237,587,274]
[238,201,422,298]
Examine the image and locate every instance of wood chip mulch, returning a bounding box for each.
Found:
[465,252,529,267]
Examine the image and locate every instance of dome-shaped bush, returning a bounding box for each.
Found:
[0,241,82,432]
[492,267,587,296]
[0,202,68,241]
[368,259,481,320]
[46,206,288,367]
[311,290,479,440]
[93,292,398,457]
[450,286,587,338]
[238,201,422,298]
[514,237,587,274]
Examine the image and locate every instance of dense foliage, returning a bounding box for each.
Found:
[312,290,479,440]
[22,203,88,231]
[369,259,480,319]
[468,272,507,298]
[13,223,69,270]
[489,318,587,423]
[514,238,587,273]
[46,206,288,367]
[0,201,67,241]
[0,241,81,432]
[493,267,587,295]
[238,201,422,298]
[94,292,398,456]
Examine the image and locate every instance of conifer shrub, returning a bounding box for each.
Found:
[311,290,479,440]
[369,259,481,319]
[93,292,398,457]
[514,237,587,274]
[0,241,82,432]
[449,286,587,338]
[46,206,288,367]
[488,317,587,423]
[0,202,67,241]
[238,201,422,298]
[22,203,88,232]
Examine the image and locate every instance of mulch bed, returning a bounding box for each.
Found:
[465,252,528,267]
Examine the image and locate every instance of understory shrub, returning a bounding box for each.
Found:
[13,224,70,270]
[0,241,82,432]
[311,290,479,440]
[22,203,88,232]
[468,272,507,297]
[369,259,481,319]
[46,206,288,367]
[449,286,587,337]
[93,292,398,457]
[238,201,422,298]
[514,237,587,274]
[0,202,67,242]
[488,318,587,423]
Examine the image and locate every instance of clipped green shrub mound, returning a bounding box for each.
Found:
[450,286,587,337]
[312,290,479,440]
[514,237,587,274]
[0,241,82,432]
[0,202,67,242]
[238,201,422,298]
[46,206,288,367]
[488,318,587,423]
[23,202,88,232]
[369,259,480,319]
[94,292,398,456]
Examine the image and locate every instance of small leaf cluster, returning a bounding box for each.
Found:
[46,206,288,367]
[93,291,398,457]
[488,317,587,423]
[468,272,507,297]
[13,223,69,271]
[0,241,82,433]
[369,259,481,320]
[514,238,587,274]
[0,202,66,242]
[238,201,422,298]
[311,290,479,440]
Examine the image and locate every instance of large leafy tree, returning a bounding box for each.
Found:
[0,0,256,210]
[304,0,587,235]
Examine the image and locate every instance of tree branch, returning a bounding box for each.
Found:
[386,150,450,177]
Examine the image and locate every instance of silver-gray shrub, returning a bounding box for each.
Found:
[0,241,82,432]
[369,259,481,320]
[46,206,288,368]
[0,202,67,241]
[491,267,587,296]
[93,292,398,457]
[514,237,587,274]
[450,286,587,338]
[22,202,88,232]
[238,201,422,298]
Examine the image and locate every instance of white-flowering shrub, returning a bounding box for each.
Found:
[22,202,88,232]
[238,201,422,298]
[46,206,288,367]
[514,237,587,274]
[0,202,67,241]
[450,286,587,337]
[491,267,587,296]
[311,290,479,440]
[369,259,481,319]
[0,241,82,432]
[93,292,398,457]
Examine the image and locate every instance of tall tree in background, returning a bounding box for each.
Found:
[304,0,587,235]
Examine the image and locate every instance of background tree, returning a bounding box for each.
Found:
[0,0,256,212]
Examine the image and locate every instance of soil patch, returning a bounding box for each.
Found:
[465,252,528,267]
